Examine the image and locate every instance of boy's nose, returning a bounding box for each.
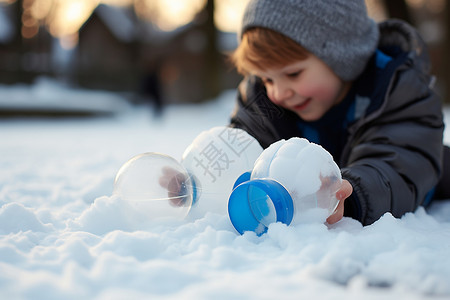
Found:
[272,83,293,103]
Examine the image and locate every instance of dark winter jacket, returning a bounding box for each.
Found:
[229,19,445,225]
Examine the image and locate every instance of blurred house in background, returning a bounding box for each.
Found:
[77,4,139,93]
[0,4,16,79]
[367,0,450,105]
[0,2,54,84]
[0,0,241,104]
[0,0,449,104]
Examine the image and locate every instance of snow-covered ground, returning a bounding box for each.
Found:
[1,80,450,300]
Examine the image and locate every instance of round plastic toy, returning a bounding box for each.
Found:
[112,126,263,221]
[181,126,263,217]
[113,152,194,220]
[228,137,342,235]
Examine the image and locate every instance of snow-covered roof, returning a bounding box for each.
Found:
[89,4,137,43]
[81,4,238,51]
[137,18,196,45]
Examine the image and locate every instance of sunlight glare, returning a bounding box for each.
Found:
[215,0,250,32]
[49,0,97,37]
[30,0,53,20]
[100,0,132,6]
[4,0,262,42]
[406,0,425,9]
[152,0,206,31]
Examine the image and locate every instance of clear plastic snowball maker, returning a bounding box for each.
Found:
[228,138,342,235]
[113,152,194,220]
[113,126,263,220]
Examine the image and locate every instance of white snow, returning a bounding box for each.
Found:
[0,77,131,115]
[1,80,450,300]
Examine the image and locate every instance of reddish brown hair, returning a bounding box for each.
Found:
[231,27,310,75]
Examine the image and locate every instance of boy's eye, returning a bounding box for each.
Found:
[287,71,301,78]
[262,78,273,84]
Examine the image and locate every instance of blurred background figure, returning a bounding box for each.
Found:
[138,59,163,116]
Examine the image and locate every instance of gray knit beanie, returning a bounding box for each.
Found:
[240,0,380,81]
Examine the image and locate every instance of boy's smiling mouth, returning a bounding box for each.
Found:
[292,97,312,111]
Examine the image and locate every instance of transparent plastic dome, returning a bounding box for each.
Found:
[113,152,194,220]
[181,126,263,217]
[112,126,263,222]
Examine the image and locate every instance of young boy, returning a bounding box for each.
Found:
[229,0,449,225]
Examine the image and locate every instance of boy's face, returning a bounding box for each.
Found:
[252,54,351,121]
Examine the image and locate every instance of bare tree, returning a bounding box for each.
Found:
[9,0,25,82]
[444,1,450,103]
[202,0,220,100]
[383,0,412,23]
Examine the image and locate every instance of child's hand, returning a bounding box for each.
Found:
[326,179,353,224]
[158,167,189,207]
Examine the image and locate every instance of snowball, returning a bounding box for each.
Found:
[252,137,342,222]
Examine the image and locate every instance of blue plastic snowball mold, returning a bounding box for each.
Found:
[228,176,294,235]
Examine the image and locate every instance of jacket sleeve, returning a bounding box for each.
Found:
[341,63,444,225]
[229,76,283,148]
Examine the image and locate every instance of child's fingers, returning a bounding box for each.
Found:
[327,180,353,224]
[327,199,344,224]
[337,180,353,200]
[159,166,182,188]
